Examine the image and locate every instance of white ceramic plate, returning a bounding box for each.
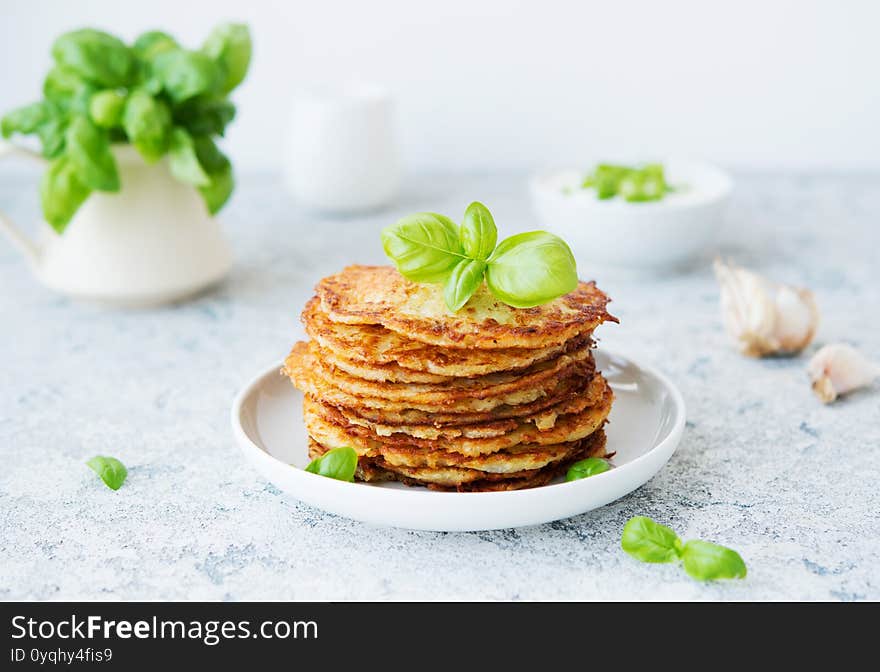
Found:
[231,350,685,531]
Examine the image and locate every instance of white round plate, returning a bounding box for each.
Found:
[231,350,685,531]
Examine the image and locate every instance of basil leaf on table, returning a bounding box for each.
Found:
[460,201,497,261]
[86,455,128,490]
[485,231,578,308]
[382,213,465,283]
[51,29,134,88]
[202,23,252,95]
[132,31,180,62]
[153,50,223,104]
[65,116,120,191]
[620,516,682,563]
[565,457,611,481]
[444,258,487,312]
[40,156,91,232]
[89,90,127,128]
[305,447,358,482]
[681,540,747,581]
[168,128,211,187]
[122,90,171,163]
[621,516,748,582]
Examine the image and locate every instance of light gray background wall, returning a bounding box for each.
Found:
[1,0,878,173]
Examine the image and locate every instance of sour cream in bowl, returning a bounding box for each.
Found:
[529,160,733,273]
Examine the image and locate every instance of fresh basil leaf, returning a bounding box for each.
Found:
[173,97,236,136]
[40,156,91,232]
[66,116,119,191]
[198,163,233,215]
[305,447,357,482]
[565,457,611,481]
[133,31,179,62]
[1,101,71,159]
[88,90,126,128]
[168,128,210,187]
[36,114,68,158]
[444,258,487,312]
[681,540,747,581]
[43,67,85,103]
[52,29,133,88]
[86,455,128,491]
[153,50,223,104]
[382,213,465,283]
[202,23,252,94]
[122,90,171,163]
[1,102,50,139]
[621,516,682,563]
[460,201,497,261]
[192,135,228,172]
[192,137,234,214]
[485,231,578,308]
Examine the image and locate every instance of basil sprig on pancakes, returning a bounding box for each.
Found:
[382,202,578,312]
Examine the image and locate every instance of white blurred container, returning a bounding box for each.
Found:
[0,143,231,306]
[284,84,400,213]
[529,159,733,273]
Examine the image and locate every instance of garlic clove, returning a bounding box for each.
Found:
[713,259,819,357]
[774,285,820,352]
[807,343,880,403]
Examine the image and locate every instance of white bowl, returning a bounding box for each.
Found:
[529,160,732,272]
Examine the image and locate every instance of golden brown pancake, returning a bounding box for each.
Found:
[337,371,599,427]
[315,265,617,350]
[290,265,617,493]
[285,340,595,414]
[303,296,591,377]
[302,384,613,457]
[315,344,454,384]
[308,430,608,492]
[335,374,609,439]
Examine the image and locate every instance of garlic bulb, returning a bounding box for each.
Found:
[713,259,819,357]
[807,343,880,403]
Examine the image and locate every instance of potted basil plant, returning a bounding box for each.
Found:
[0,23,251,305]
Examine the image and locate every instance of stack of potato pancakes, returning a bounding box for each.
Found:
[284,265,617,492]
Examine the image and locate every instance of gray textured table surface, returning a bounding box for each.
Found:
[1,171,878,601]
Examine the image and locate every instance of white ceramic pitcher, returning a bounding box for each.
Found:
[0,143,232,306]
[284,84,400,213]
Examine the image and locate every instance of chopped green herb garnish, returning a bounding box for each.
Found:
[579,163,672,202]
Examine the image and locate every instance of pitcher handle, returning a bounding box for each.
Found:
[0,141,47,263]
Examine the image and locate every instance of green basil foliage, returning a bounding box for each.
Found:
[1,23,251,232]
[580,163,672,202]
[382,202,578,311]
[621,516,747,581]
[305,447,358,482]
[680,540,748,581]
[86,455,128,490]
[565,457,611,481]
